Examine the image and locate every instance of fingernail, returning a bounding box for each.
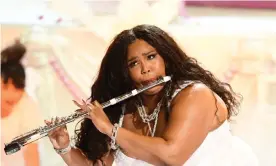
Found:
[82,99,86,104]
[73,100,81,107]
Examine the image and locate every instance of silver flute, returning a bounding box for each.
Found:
[4,76,171,155]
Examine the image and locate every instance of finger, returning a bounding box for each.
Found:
[60,123,68,130]
[54,117,59,124]
[74,100,88,111]
[86,105,96,118]
[46,118,61,137]
[86,105,92,116]
[73,100,83,108]
[82,99,88,110]
[86,112,96,122]
[59,118,67,131]
[51,117,55,125]
[85,98,90,103]
[44,120,51,125]
[49,125,64,138]
[48,130,54,137]
[86,103,94,112]
[60,117,66,121]
[55,117,67,129]
[94,100,102,108]
[47,124,57,136]
[53,116,58,125]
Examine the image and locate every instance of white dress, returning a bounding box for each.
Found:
[113,81,259,166]
[1,94,43,166]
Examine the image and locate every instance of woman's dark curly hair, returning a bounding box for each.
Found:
[74,24,241,163]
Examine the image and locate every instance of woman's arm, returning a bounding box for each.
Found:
[107,83,223,165]
[23,143,40,166]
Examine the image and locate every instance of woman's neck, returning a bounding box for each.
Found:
[140,93,163,113]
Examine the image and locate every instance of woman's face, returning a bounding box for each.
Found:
[127,39,166,95]
[1,78,24,118]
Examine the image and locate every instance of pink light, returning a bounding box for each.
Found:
[38,15,44,20]
[56,18,62,23]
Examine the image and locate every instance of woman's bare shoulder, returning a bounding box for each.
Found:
[171,82,228,128]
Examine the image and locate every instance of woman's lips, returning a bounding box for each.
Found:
[141,78,157,86]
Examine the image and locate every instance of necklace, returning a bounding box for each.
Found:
[136,82,172,137]
[136,97,162,137]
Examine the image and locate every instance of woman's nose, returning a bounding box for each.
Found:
[141,69,150,74]
[141,62,150,74]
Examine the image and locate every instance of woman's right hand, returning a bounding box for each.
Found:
[45,117,70,150]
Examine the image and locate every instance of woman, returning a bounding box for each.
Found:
[46,24,258,166]
[1,41,42,166]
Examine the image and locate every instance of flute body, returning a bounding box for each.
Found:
[4,76,171,155]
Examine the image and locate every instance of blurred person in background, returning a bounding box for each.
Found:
[1,40,42,166]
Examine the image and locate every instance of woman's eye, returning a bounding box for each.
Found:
[128,61,138,68]
[147,54,156,60]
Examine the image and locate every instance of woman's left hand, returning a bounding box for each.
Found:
[73,100,113,136]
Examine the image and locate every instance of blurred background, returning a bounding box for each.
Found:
[1,1,276,166]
